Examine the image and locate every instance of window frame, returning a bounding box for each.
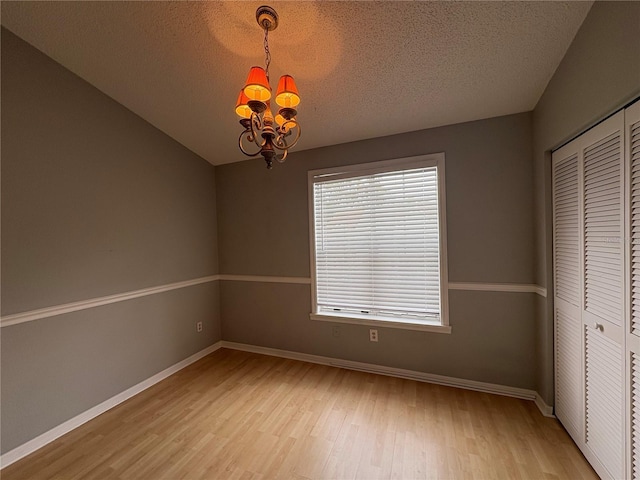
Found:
[308,153,451,334]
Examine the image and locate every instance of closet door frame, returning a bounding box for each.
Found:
[625,100,640,480]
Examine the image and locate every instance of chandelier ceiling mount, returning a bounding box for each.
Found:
[256,5,278,32]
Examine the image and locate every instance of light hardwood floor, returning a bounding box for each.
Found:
[2,348,596,480]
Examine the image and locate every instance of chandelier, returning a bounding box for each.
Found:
[235,5,301,169]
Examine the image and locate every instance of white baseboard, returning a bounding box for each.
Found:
[2,340,554,470]
[220,341,551,414]
[534,393,555,417]
[0,341,223,470]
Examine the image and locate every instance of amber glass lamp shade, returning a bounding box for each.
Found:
[235,90,252,118]
[275,75,300,108]
[243,66,271,102]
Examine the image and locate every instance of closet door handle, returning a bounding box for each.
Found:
[593,323,604,332]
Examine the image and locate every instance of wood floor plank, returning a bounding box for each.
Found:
[2,349,597,480]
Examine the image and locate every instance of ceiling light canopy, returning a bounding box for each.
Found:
[235,5,301,169]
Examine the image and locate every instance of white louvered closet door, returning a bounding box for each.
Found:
[626,101,640,480]
[552,147,583,442]
[581,111,625,480]
[553,110,627,480]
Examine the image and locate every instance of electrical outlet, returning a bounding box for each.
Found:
[196,321,203,333]
[332,326,341,337]
[369,329,378,342]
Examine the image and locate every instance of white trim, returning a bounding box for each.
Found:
[218,274,311,284]
[310,312,452,334]
[534,285,548,298]
[221,278,548,298]
[438,156,451,327]
[625,99,639,480]
[1,277,548,329]
[220,277,547,297]
[309,153,447,181]
[0,342,222,470]
[221,341,549,413]
[535,394,555,418]
[448,282,547,297]
[1,275,220,328]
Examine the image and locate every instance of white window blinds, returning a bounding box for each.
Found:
[311,158,445,324]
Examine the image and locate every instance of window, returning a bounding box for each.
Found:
[308,154,450,333]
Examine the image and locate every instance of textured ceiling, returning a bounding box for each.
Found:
[1,1,593,166]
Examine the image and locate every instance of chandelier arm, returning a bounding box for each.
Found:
[239,130,264,157]
[274,122,301,150]
[250,112,267,149]
[276,149,288,164]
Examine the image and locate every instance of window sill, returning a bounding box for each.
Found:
[310,313,452,334]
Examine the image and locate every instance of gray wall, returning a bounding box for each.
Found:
[532,1,640,404]
[1,28,221,453]
[217,112,537,389]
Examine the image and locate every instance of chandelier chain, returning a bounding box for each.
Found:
[263,26,271,81]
